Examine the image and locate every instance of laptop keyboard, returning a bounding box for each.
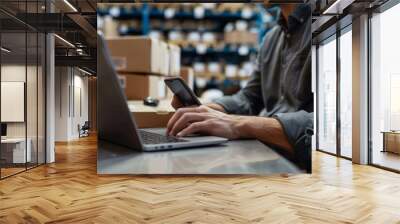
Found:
[139,130,187,145]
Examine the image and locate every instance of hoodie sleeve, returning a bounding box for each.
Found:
[274,110,314,173]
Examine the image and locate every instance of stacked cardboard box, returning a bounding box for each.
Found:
[118,74,166,100]
[107,37,167,75]
[159,41,170,76]
[224,31,258,45]
[107,36,181,100]
[168,43,181,76]
[180,67,195,90]
[217,3,247,12]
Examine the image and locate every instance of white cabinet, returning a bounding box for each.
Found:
[1,138,32,163]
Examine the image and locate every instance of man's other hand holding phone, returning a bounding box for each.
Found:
[170,95,225,112]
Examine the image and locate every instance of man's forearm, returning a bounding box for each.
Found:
[203,104,293,153]
[235,116,294,155]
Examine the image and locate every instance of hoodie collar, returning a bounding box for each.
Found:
[279,4,311,34]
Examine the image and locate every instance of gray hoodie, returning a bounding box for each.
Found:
[214,4,313,172]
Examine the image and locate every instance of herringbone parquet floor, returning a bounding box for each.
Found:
[1,135,400,224]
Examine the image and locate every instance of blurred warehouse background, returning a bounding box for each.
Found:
[97,3,279,99]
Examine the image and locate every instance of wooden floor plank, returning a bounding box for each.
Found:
[0,135,400,223]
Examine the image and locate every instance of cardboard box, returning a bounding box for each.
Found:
[180,67,194,89]
[119,74,166,100]
[168,43,181,76]
[159,41,170,76]
[385,132,400,154]
[217,3,246,12]
[224,31,258,45]
[107,37,166,75]
[103,16,119,38]
[128,100,175,128]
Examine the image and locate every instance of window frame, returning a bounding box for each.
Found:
[315,22,353,160]
[367,0,400,173]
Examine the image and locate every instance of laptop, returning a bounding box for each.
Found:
[97,33,228,151]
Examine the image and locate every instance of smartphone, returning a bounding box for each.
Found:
[164,77,201,107]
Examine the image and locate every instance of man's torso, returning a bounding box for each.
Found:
[258,5,312,117]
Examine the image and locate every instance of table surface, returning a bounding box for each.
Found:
[127,100,174,113]
[97,129,300,175]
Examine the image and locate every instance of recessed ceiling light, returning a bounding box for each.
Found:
[78,67,93,76]
[54,34,75,48]
[1,47,11,53]
[323,0,354,15]
[63,0,78,12]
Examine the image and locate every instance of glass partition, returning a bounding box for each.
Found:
[317,36,337,154]
[370,3,400,171]
[1,31,28,177]
[0,1,46,179]
[27,31,38,169]
[339,28,352,158]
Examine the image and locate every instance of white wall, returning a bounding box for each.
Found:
[55,67,89,141]
[1,65,39,138]
[1,64,46,163]
[72,74,89,138]
[1,82,25,122]
[55,67,70,141]
[1,65,26,135]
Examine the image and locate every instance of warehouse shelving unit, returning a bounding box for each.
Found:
[98,3,279,95]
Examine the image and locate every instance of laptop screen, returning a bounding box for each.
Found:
[97,33,143,150]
